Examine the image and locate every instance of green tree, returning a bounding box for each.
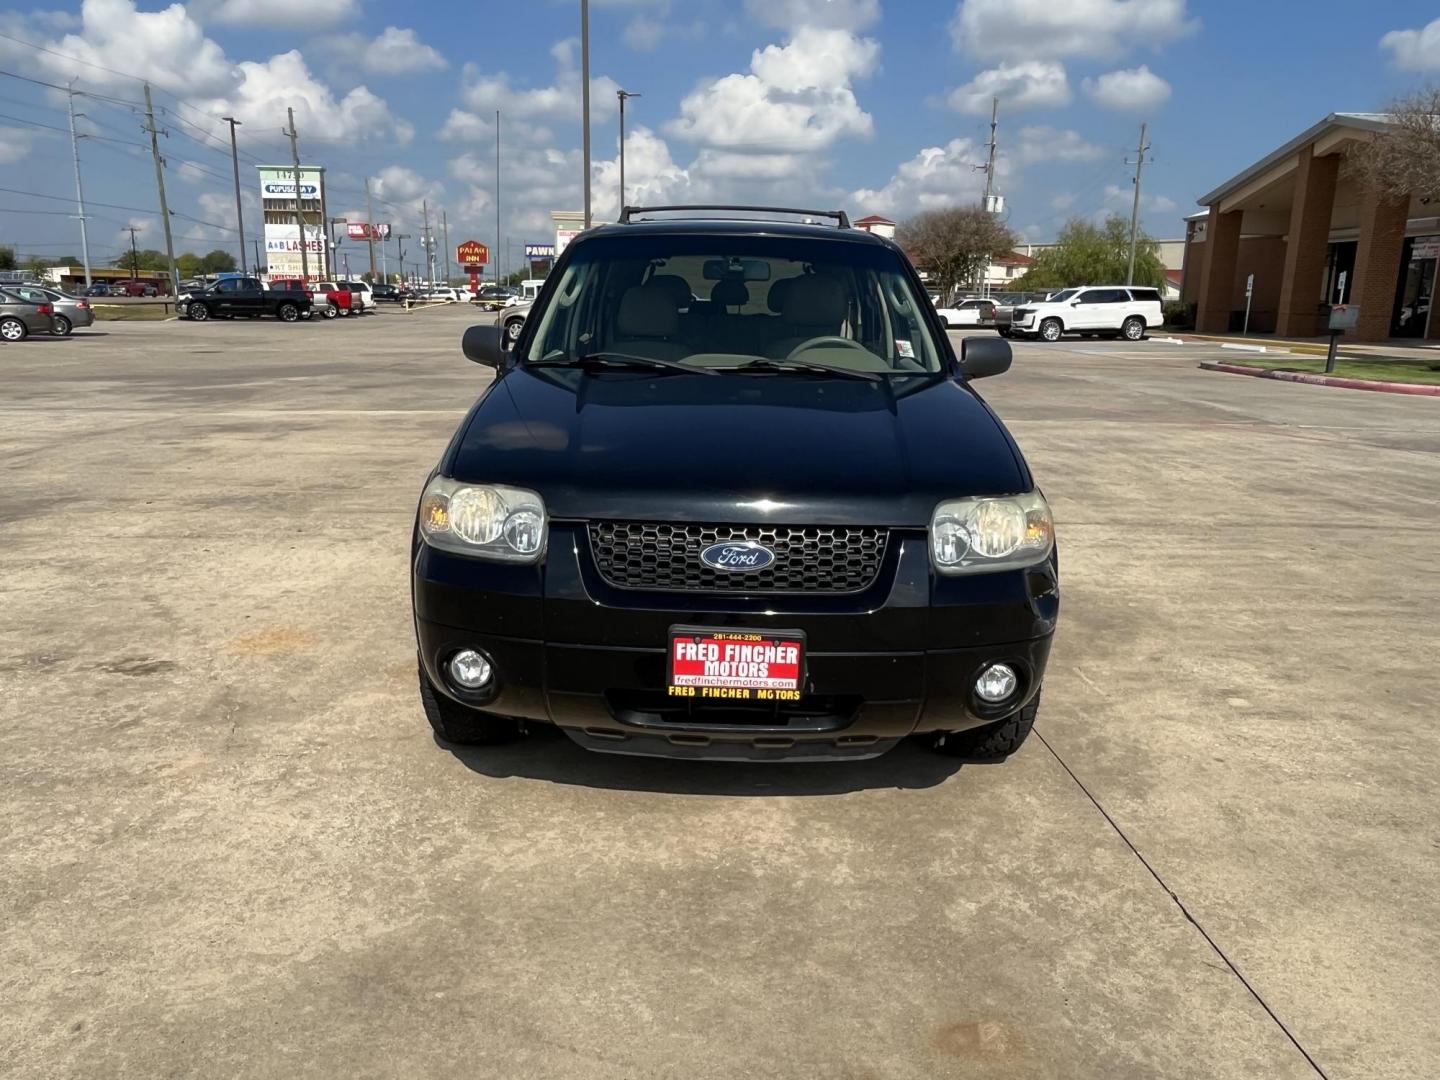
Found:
[176,252,203,278]
[897,206,1017,299]
[111,249,171,272]
[0,245,15,271]
[198,249,236,273]
[1014,215,1166,291]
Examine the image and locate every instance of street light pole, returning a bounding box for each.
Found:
[66,82,92,287]
[617,89,640,211]
[581,0,591,228]
[222,116,246,274]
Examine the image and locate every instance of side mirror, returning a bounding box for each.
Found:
[462,324,507,368]
[960,335,1012,380]
[1070,300,1081,306]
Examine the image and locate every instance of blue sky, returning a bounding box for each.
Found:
[1,0,1438,275]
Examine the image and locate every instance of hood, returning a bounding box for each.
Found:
[448,369,1028,527]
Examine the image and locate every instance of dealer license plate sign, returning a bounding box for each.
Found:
[667,627,805,701]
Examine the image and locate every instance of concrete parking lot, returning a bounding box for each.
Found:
[2,310,1436,1079]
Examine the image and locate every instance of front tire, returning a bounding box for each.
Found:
[52,315,73,336]
[419,663,521,746]
[928,693,1040,762]
[1122,316,1145,341]
[1039,317,1062,342]
[503,319,524,346]
[0,316,28,342]
[188,303,210,322]
[277,302,300,322]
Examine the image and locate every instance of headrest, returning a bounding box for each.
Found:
[766,278,793,314]
[647,274,692,309]
[782,275,847,326]
[710,278,749,309]
[616,285,679,338]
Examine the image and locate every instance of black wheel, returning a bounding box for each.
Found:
[503,318,524,346]
[322,302,339,319]
[277,302,300,322]
[928,693,1040,762]
[0,316,28,342]
[1121,316,1145,341]
[1039,317,1062,342]
[418,663,521,746]
[189,303,210,322]
[997,328,1011,338]
[52,315,73,336]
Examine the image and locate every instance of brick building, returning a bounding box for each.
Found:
[1182,113,1437,341]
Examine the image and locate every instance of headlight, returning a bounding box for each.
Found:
[930,491,1052,575]
[418,477,547,562]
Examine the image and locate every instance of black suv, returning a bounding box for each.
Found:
[411,206,1058,763]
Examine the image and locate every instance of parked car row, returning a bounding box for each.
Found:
[177,277,385,322]
[81,280,169,297]
[0,285,95,340]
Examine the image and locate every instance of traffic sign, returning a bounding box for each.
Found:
[456,240,489,267]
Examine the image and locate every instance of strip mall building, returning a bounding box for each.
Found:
[1181,113,1437,341]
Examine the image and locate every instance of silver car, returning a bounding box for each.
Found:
[495,299,532,347]
[0,289,57,342]
[10,284,95,335]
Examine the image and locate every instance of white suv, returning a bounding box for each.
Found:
[1009,286,1163,342]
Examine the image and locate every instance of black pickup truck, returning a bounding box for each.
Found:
[178,277,311,322]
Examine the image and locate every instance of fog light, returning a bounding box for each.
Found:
[448,649,493,690]
[975,663,1018,703]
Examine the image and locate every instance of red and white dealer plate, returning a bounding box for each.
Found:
[667,627,806,692]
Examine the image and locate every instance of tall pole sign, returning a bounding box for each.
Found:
[456,240,489,295]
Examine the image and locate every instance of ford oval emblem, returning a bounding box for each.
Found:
[700,540,775,573]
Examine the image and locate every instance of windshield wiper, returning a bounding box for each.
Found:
[732,357,882,382]
[527,351,719,376]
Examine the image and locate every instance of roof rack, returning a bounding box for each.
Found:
[618,204,852,229]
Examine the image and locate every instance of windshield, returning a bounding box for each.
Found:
[520,234,945,376]
[1047,289,1077,303]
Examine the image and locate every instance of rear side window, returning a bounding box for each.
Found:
[1128,288,1161,302]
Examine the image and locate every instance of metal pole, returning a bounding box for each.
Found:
[1243,276,1254,336]
[1125,121,1150,287]
[495,108,502,285]
[617,90,641,212]
[581,0,591,228]
[127,226,140,279]
[142,83,179,295]
[422,199,432,284]
[222,117,246,274]
[318,169,330,280]
[442,209,450,285]
[284,107,309,282]
[364,178,377,282]
[66,83,92,287]
[983,96,998,203]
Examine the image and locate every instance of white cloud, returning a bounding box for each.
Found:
[0,0,236,97]
[0,126,33,165]
[949,0,1197,61]
[195,50,414,145]
[946,60,1070,113]
[624,16,668,50]
[454,40,620,125]
[668,27,878,158]
[1083,65,1171,110]
[1103,184,1176,214]
[850,138,992,218]
[1014,126,1106,164]
[1050,192,1076,210]
[1381,17,1440,70]
[326,26,447,76]
[744,0,881,30]
[195,0,361,29]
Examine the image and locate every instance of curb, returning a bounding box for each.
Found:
[1198,361,1440,397]
[1182,333,1330,357]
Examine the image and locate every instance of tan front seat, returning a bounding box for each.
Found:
[768,274,847,358]
[612,285,686,360]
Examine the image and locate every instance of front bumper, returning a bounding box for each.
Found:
[413,523,1058,760]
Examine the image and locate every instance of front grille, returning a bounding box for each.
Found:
[588,521,888,593]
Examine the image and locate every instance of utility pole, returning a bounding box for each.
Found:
[252,238,261,274]
[142,83,179,295]
[222,116,246,273]
[66,83,92,287]
[495,109,502,287]
[442,209,451,286]
[364,177,377,281]
[618,89,641,211]
[396,233,410,284]
[1125,121,1151,287]
[422,199,433,284]
[283,107,309,281]
[982,96,999,207]
[581,0,592,228]
[127,225,140,279]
